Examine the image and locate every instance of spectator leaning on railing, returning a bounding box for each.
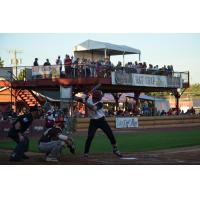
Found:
[64,54,72,77]
[33,58,39,66]
[44,59,51,66]
[56,56,62,75]
[30,56,176,78]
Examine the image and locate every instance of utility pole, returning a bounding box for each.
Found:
[9,49,23,112]
[9,49,23,78]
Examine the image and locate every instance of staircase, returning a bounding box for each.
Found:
[1,71,44,108]
[18,89,42,107]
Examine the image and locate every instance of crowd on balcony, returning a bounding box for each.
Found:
[122,61,174,76]
[32,54,174,79]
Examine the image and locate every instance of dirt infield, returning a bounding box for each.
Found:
[1,145,200,165]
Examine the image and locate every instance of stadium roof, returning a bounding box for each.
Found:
[73,39,141,56]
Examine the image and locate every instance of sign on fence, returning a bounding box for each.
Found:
[111,71,182,88]
[116,117,138,128]
[32,65,60,79]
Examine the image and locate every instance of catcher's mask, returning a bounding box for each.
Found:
[92,90,103,101]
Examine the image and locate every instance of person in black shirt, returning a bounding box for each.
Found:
[33,58,39,66]
[8,106,39,161]
[44,59,51,66]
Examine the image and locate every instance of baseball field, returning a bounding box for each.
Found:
[0,126,200,164]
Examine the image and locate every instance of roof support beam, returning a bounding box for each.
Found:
[123,51,125,66]
[104,49,107,59]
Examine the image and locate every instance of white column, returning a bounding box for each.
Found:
[104,49,107,59]
[123,52,125,66]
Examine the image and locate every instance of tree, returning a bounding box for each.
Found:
[146,84,200,97]
[0,57,4,67]
[17,69,25,80]
[185,84,200,96]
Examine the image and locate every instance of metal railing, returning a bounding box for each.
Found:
[0,65,190,88]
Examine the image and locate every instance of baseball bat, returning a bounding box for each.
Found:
[74,83,101,100]
[86,83,102,94]
[74,83,102,107]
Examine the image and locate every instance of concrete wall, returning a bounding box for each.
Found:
[76,115,200,132]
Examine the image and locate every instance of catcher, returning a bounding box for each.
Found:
[75,90,122,157]
[38,118,75,162]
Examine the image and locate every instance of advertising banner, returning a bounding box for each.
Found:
[167,76,182,88]
[116,117,139,128]
[111,71,182,88]
[32,65,60,79]
[132,74,168,87]
[111,71,132,85]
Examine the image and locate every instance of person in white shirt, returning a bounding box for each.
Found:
[56,56,62,75]
[76,90,122,157]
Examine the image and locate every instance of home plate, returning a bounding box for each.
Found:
[120,157,137,160]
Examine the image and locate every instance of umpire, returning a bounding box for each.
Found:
[8,106,39,161]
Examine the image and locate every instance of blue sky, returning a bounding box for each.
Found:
[0,33,200,83]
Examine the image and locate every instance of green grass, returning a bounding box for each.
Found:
[1,129,200,154]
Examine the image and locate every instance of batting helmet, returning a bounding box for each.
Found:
[92,90,103,101]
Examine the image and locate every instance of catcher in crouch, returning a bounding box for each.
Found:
[76,90,122,157]
[38,119,75,162]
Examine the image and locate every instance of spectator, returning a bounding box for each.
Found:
[190,107,195,115]
[143,102,149,116]
[141,62,147,73]
[160,110,166,116]
[33,58,39,66]
[72,56,78,64]
[72,57,80,77]
[64,55,72,77]
[116,61,122,68]
[56,56,62,75]
[44,59,51,66]
[167,65,174,76]
[149,64,153,69]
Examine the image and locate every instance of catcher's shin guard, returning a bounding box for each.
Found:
[10,137,29,161]
[67,138,75,154]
